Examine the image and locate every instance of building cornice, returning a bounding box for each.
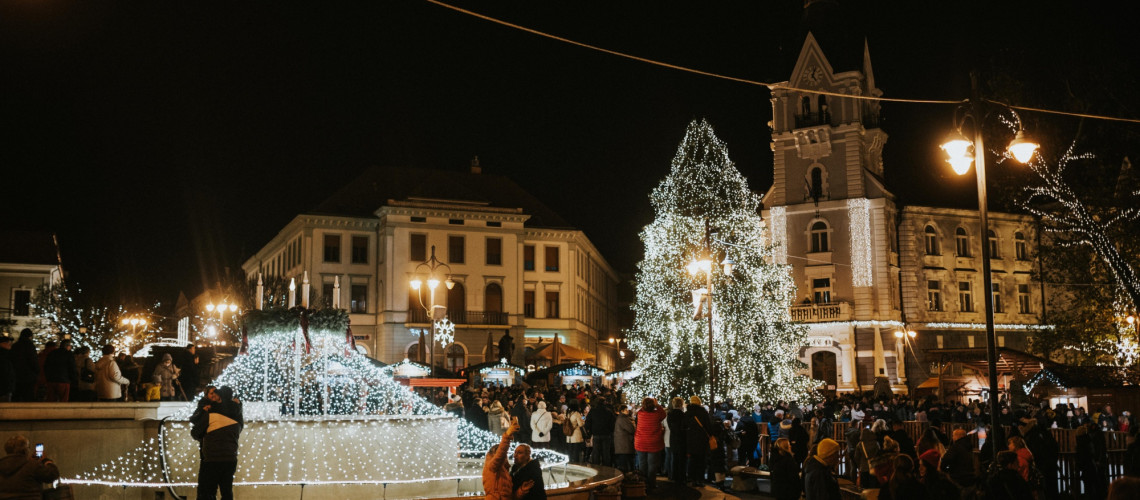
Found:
[376,205,530,223]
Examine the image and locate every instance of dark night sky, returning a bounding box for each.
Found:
[2,1,1137,310]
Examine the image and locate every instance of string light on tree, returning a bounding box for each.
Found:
[626,119,817,406]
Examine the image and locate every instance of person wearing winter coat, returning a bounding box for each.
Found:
[878,454,925,500]
[488,400,507,436]
[685,395,714,487]
[769,438,801,500]
[613,405,636,472]
[854,427,882,488]
[844,419,863,480]
[0,434,60,498]
[510,394,532,444]
[565,402,585,462]
[803,438,840,500]
[43,340,76,402]
[665,396,687,483]
[152,353,181,401]
[190,385,244,500]
[10,329,38,402]
[634,397,667,491]
[790,417,810,465]
[939,428,977,488]
[94,345,129,401]
[738,411,760,467]
[531,401,553,447]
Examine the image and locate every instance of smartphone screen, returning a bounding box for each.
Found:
[35,444,44,458]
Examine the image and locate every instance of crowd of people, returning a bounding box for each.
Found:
[0,329,201,403]
[458,382,1140,500]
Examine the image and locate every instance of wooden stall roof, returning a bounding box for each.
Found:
[926,347,1055,376]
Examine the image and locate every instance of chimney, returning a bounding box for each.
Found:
[470,156,481,174]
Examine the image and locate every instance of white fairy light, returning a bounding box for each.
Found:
[847,198,872,287]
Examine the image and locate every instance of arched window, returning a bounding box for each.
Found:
[801,96,811,117]
[818,95,829,122]
[924,225,940,255]
[810,221,829,253]
[446,343,466,372]
[447,282,466,324]
[987,229,1000,258]
[1014,232,1028,260]
[955,227,970,257]
[810,167,823,201]
[406,342,421,363]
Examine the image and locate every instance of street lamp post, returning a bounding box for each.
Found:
[410,245,455,378]
[688,219,733,408]
[205,301,240,346]
[941,71,1039,460]
[120,316,148,353]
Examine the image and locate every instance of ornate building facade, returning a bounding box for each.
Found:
[240,164,623,372]
[763,33,1046,394]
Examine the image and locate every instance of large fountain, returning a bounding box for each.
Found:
[65,308,601,499]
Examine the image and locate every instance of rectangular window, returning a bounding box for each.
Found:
[411,216,427,223]
[992,283,1003,313]
[410,234,427,262]
[967,335,976,348]
[322,283,335,307]
[545,246,559,272]
[524,291,535,318]
[936,335,944,349]
[545,290,560,318]
[811,277,831,304]
[956,234,970,257]
[958,281,974,312]
[998,335,1006,348]
[927,280,942,311]
[323,234,341,263]
[1015,239,1028,260]
[486,238,502,266]
[449,218,464,225]
[524,245,535,271]
[12,289,32,316]
[989,234,1001,259]
[448,235,465,264]
[1018,284,1032,314]
[350,284,368,313]
[486,221,502,228]
[351,236,368,264]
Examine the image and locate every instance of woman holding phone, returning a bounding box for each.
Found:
[483,417,535,500]
[0,434,60,496]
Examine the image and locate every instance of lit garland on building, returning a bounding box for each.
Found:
[847,198,872,287]
[1022,369,1067,394]
[626,119,817,406]
[67,307,566,492]
[916,322,1054,331]
[769,206,788,265]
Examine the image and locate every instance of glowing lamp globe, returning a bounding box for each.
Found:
[947,152,974,175]
[1007,130,1039,163]
[206,303,216,312]
[445,278,455,290]
[894,331,903,339]
[940,132,972,160]
[410,279,422,290]
[427,278,440,290]
[908,330,917,339]
[229,303,238,312]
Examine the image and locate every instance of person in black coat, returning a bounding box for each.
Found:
[666,397,688,483]
[10,329,38,402]
[789,417,810,465]
[586,399,616,467]
[887,420,916,460]
[939,429,977,488]
[685,396,713,487]
[737,411,760,467]
[769,438,801,500]
[43,339,77,402]
[510,394,531,444]
[191,385,244,500]
[511,444,546,500]
[0,336,13,401]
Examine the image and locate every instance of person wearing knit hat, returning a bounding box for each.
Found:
[804,438,840,499]
[918,448,940,472]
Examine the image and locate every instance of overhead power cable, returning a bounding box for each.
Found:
[426,0,1140,125]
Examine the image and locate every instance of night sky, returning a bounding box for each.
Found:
[3,1,1136,310]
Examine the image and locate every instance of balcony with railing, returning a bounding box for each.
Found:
[790,302,852,323]
[407,309,509,326]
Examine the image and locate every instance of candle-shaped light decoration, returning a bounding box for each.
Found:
[288,278,296,308]
[333,276,341,309]
[256,273,264,310]
[302,271,310,308]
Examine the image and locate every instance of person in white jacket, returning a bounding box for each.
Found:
[93,345,129,401]
[530,401,553,446]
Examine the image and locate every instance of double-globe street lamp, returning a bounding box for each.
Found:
[940,71,1039,460]
[410,245,455,378]
[120,315,148,353]
[687,219,736,409]
[204,301,240,345]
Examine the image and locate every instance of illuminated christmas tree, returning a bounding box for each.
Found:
[626,119,816,406]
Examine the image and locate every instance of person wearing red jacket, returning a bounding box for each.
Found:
[634,397,666,491]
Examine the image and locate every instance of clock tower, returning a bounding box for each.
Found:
[762,29,905,393]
